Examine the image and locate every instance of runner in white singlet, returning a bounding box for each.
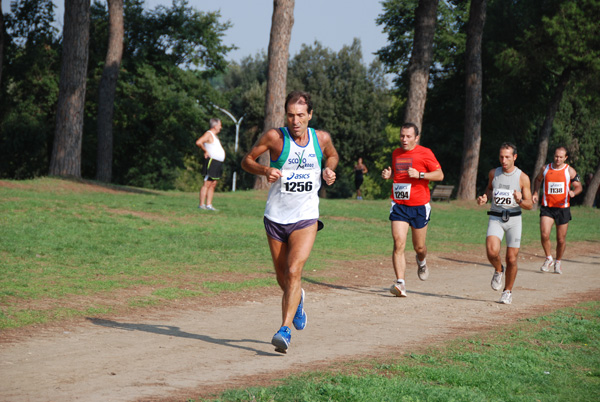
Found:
[242,91,339,353]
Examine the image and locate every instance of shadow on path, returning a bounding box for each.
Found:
[87,318,280,357]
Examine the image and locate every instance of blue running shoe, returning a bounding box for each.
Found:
[271,326,291,353]
[293,288,307,330]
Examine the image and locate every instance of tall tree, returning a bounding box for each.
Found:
[512,0,600,189]
[0,1,4,87]
[254,0,294,190]
[49,0,91,177]
[95,0,124,183]
[403,0,438,133]
[530,68,571,189]
[583,161,600,207]
[0,0,60,179]
[457,0,486,200]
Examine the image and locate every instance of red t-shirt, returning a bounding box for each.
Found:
[391,145,441,206]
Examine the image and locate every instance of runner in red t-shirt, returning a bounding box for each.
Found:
[381,123,444,297]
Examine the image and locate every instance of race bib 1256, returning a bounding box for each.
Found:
[281,170,317,194]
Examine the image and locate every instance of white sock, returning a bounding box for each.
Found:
[546,256,553,261]
[396,279,405,285]
[417,258,426,267]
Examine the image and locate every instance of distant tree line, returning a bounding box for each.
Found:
[0,0,598,205]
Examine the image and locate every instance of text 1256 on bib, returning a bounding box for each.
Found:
[281,170,317,194]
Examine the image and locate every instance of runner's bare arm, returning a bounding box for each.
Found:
[477,169,494,205]
[407,168,443,181]
[531,171,544,204]
[569,167,583,197]
[381,166,392,180]
[516,173,533,210]
[317,130,339,185]
[241,129,283,183]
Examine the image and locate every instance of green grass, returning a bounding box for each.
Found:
[196,302,600,402]
[1,177,599,329]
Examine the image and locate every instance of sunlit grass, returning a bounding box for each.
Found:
[1,177,599,329]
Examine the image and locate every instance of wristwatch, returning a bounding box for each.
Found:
[419,172,425,179]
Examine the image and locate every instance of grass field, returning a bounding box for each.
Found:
[199,302,600,402]
[1,177,599,330]
[1,178,599,402]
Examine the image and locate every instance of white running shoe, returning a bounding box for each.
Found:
[540,257,553,272]
[554,260,562,274]
[498,290,512,304]
[390,282,407,297]
[416,255,429,281]
[491,266,504,291]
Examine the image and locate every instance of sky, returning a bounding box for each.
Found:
[2,0,389,66]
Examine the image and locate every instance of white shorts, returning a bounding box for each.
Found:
[486,215,522,248]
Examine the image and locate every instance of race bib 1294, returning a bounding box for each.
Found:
[393,183,411,200]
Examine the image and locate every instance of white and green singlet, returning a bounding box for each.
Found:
[264,127,323,224]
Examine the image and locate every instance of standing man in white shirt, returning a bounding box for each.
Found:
[196,118,225,211]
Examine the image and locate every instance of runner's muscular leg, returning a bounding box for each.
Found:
[268,223,317,328]
[555,223,569,260]
[485,235,503,272]
[391,221,410,280]
[504,247,520,291]
[411,225,428,261]
[540,216,554,257]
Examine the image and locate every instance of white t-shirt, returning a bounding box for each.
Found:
[204,131,225,162]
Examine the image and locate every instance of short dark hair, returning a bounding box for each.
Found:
[554,146,568,156]
[285,91,313,114]
[209,118,221,128]
[500,142,517,155]
[401,122,419,137]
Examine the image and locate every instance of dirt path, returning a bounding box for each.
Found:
[1,248,599,402]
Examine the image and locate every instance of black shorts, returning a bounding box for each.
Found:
[355,172,364,189]
[540,206,571,225]
[202,158,224,181]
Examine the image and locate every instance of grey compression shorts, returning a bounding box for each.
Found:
[486,215,522,248]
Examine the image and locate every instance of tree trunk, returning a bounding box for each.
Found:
[254,0,294,190]
[530,68,572,190]
[96,0,124,183]
[582,161,600,207]
[457,0,486,200]
[49,0,91,178]
[0,1,4,87]
[403,0,438,135]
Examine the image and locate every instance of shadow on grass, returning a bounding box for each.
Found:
[86,318,280,356]
[57,177,162,195]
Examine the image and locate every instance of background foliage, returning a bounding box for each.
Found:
[1,0,599,202]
